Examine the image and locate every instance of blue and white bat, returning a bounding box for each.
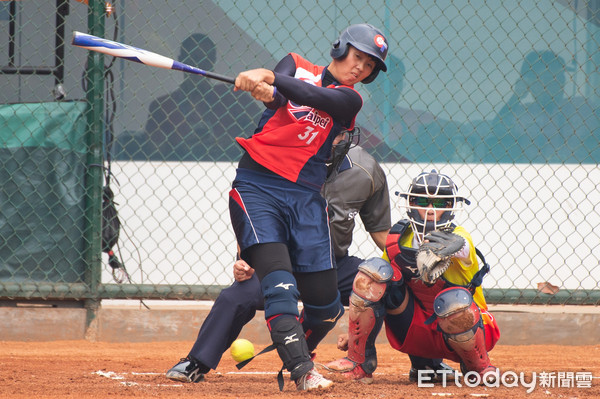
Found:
[71,31,235,84]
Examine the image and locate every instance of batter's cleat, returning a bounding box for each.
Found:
[295,368,334,391]
[165,357,206,383]
[409,361,456,383]
[321,357,373,384]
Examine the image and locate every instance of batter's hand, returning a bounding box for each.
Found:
[233,259,255,282]
[251,81,276,103]
[234,68,275,93]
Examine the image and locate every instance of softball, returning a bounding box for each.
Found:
[230,338,255,362]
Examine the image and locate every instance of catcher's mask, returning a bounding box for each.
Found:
[326,127,360,178]
[330,23,388,84]
[397,169,470,242]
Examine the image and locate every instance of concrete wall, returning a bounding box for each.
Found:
[1,303,598,345]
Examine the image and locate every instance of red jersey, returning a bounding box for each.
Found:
[236,53,361,191]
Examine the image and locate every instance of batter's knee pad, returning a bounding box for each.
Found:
[261,270,300,319]
[433,287,493,374]
[347,258,393,374]
[269,314,313,381]
[301,291,345,353]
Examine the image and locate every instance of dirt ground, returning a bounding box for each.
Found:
[0,341,598,399]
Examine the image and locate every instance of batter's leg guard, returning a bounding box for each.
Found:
[301,291,345,353]
[434,287,496,380]
[261,271,312,381]
[325,258,392,378]
[269,315,313,381]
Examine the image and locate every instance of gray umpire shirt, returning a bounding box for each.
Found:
[322,145,392,259]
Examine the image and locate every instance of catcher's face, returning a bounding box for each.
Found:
[403,192,461,243]
[410,197,452,222]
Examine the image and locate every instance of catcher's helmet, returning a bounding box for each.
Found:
[330,23,388,84]
[398,170,470,241]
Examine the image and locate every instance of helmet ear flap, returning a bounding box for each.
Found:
[330,39,347,60]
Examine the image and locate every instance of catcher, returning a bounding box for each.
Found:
[325,169,500,383]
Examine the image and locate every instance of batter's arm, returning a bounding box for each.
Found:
[273,73,361,122]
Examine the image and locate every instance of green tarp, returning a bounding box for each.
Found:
[0,101,88,282]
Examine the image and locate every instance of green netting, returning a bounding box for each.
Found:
[0,1,599,304]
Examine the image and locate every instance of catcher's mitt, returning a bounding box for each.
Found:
[416,229,465,284]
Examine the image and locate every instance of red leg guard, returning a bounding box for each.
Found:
[324,260,392,378]
[347,293,377,364]
[345,270,387,373]
[436,296,494,376]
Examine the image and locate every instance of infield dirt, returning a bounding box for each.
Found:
[0,341,598,398]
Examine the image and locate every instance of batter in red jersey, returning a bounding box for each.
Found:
[229,24,388,391]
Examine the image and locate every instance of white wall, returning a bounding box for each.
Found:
[105,161,600,292]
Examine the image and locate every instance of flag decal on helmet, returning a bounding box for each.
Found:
[374,34,387,54]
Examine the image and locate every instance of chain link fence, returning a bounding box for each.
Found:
[1,1,599,307]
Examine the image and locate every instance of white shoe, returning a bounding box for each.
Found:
[295,368,334,391]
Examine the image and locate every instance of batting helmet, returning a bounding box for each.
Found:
[330,23,388,84]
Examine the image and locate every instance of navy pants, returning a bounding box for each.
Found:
[188,255,363,369]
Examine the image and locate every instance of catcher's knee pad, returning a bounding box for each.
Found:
[261,270,300,319]
[434,287,492,374]
[356,258,394,295]
[433,287,475,332]
[301,291,344,353]
[346,258,392,373]
[269,314,313,380]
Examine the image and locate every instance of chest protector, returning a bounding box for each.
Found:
[385,220,483,313]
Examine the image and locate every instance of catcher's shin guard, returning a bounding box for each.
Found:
[301,292,345,353]
[269,314,313,381]
[433,287,494,376]
[346,258,392,374]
